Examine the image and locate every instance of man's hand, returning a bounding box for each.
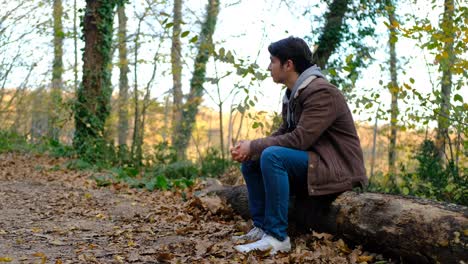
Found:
[230,140,251,162]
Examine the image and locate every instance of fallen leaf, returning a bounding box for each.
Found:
[0,257,13,262]
[114,255,124,263]
[31,227,42,233]
[358,255,374,263]
[337,239,352,254]
[95,213,106,219]
[156,252,174,262]
[0,230,7,235]
[32,253,46,264]
[312,231,333,240]
[199,196,223,214]
[49,239,66,246]
[55,259,63,264]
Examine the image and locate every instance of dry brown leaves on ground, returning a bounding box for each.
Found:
[0,153,389,263]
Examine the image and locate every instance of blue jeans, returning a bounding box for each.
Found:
[241,146,309,241]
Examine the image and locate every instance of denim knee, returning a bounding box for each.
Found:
[241,160,260,176]
[260,146,282,164]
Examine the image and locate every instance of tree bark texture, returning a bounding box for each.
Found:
[171,0,183,146]
[436,0,455,163]
[173,0,220,159]
[214,186,468,263]
[312,0,350,69]
[117,4,129,147]
[74,0,118,158]
[387,0,398,179]
[49,0,64,140]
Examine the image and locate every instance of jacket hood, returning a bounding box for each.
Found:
[285,65,325,128]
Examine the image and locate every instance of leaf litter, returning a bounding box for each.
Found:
[0,153,392,263]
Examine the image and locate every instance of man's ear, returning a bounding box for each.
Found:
[286,59,295,72]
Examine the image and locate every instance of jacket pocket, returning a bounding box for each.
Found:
[308,150,346,188]
[307,151,326,187]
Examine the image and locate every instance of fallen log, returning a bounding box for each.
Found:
[212,185,468,263]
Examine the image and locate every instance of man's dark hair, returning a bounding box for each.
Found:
[268,36,313,74]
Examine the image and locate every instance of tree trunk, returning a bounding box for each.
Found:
[74,0,117,159]
[131,17,143,164]
[31,88,48,143]
[312,0,350,69]
[436,0,455,163]
[49,0,64,141]
[73,0,78,93]
[171,0,183,146]
[213,186,468,263]
[370,109,378,180]
[173,0,220,159]
[117,4,129,148]
[218,101,225,162]
[163,95,170,142]
[387,0,398,181]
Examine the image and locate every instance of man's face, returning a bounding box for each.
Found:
[267,55,288,84]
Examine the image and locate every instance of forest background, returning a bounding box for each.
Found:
[0,0,466,205]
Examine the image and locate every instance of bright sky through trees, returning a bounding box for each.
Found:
[3,0,466,125]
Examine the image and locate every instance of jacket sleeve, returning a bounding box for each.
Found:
[270,121,287,137]
[250,88,337,159]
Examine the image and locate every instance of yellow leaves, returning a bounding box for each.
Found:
[358,255,374,263]
[0,257,13,262]
[127,240,136,247]
[391,20,400,28]
[453,231,461,244]
[95,213,106,219]
[336,239,352,254]
[84,192,92,199]
[113,255,124,263]
[32,252,47,264]
[423,24,433,31]
[31,227,42,233]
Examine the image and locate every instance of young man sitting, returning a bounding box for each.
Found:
[230,36,367,255]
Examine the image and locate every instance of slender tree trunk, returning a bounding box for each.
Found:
[163,95,170,142]
[171,0,183,145]
[387,0,398,179]
[117,4,129,148]
[49,0,64,141]
[74,0,117,159]
[73,0,78,92]
[173,0,220,159]
[370,110,378,181]
[218,102,225,163]
[31,88,48,143]
[138,50,160,165]
[131,18,143,163]
[226,104,235,151]
[312,0,350,68]
[234,110,245,144]
[436,0,455,163]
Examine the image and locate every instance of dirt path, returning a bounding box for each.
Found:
[0,153,387,263]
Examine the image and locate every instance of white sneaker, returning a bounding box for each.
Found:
[234,234,291,255]
[232,226,265,242]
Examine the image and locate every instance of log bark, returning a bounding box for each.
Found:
[213,186,468,263]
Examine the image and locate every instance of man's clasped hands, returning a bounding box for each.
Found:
[230,140,251,163]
